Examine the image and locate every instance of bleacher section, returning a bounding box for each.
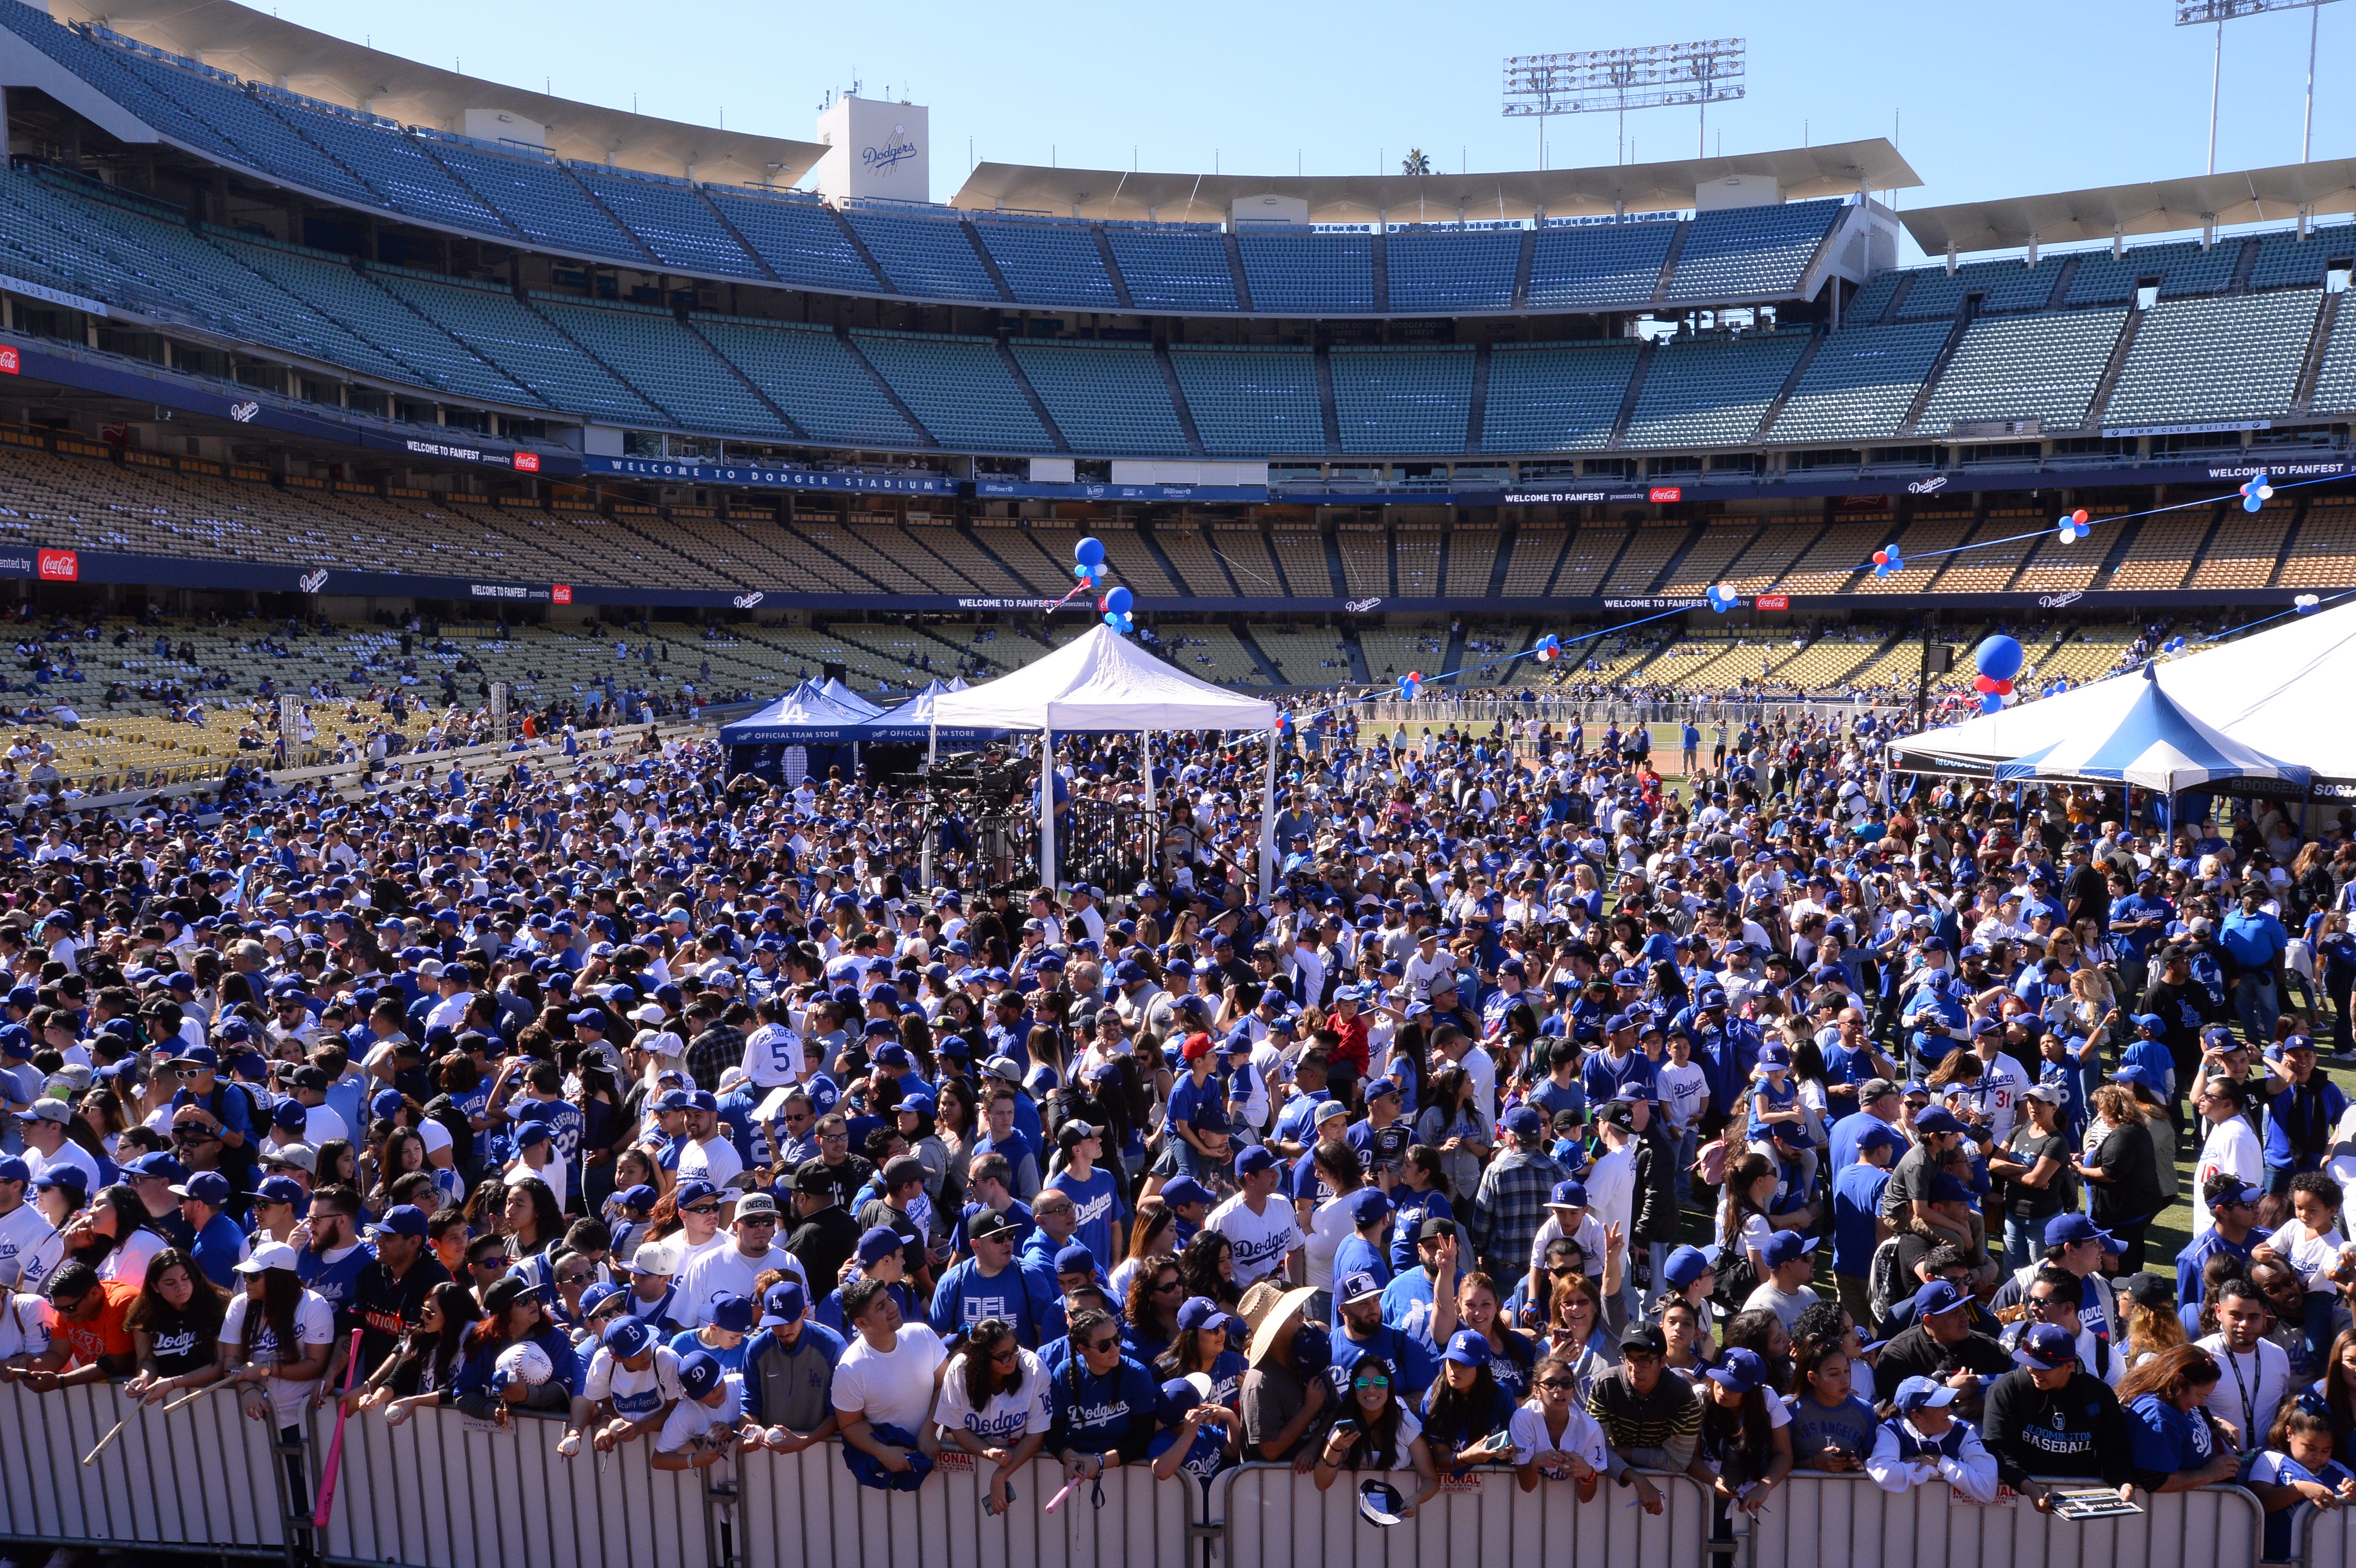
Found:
[1929,511,2041,592]
[2012,512,2117,596]
[702,190,884,294]
[849,331,1050,451]
[572,170,762,279]
[1599,527,1687,594]
[2102,290,2321,426]
[2247,226,2350,291]
[1623,332,1809,448]
[691,318,922,446]
[841,209,1002,300]
[1552,530,1631,596]
[2064,239,2239,305]
[1913,309,2127,437]
[1851,512,1972,595]
[1773,523,1887,595]
[1009,342,1190,456]
[1480,342,1639,453]
[1235,232,1374,314]
[2279,499,2356,586]
[1169,347,1326,455]
[972,219,1122,308]
[534,297,790,438]
[1445,531,1500,597]
[1329,347,1475,454]
[1719,523,1821,593]
[1393,531,1443,597]
[1889,258,2064,321]
[1335,526,1390,598]
[1660,525,1759,596]
[1102,229,1238,311]
[1500,531,1565,596]
[2187,507,2292,589]
[1663,200,1839,303]
[1524,222,1677,310]
[1386,229,1520,311]
[2106,508,2219,592]
[417,139,649,262]
[1766,321,1952,444]
[1267,530,1336,597]
[375,272,668,426]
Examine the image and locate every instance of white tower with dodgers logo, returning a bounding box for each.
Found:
[813,95,929,204]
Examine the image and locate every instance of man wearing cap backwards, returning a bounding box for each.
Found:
[560,1314,685,1459]
[1864,1374,2000,1502]
[1981,1318,2138,1512]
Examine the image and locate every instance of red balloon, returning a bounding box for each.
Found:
[2071,509,2089,525]
[1872,550,1889,566]
[1973,674,1998,693]
[1407,672,1422,684]
[1995,679,2014,695]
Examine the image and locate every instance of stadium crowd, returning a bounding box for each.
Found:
[0,702,2355,1564]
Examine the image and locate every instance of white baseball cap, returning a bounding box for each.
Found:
[237,1241,300,1275]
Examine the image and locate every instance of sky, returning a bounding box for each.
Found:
[266,0,2354,259]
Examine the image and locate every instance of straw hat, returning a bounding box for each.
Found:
[1243,1284,1318,1366]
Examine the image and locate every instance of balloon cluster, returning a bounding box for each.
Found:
[1871,544,1905,578]
[1099,585,1134,634]
[1073,536,1107,586]
[2296,593,2321,615]
[1397,671,1423,700]
[1704,583,1741,614]
[2162,635,2188,654]
[1534,634,1561,663]
[2241,475,2275,513]
[1972,633,2024,715]
[2054,508,2091,543]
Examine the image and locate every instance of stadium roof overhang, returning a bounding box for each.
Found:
[42,0,826,188]
[950,138,1920,224]
[1901,157,2356,255]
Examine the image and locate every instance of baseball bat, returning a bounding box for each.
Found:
[1043,1478,1077,1513]
[313,1328,363,1528]
[81,1400,143,1466]
[159,1378,235,1414]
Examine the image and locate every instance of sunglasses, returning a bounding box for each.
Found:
[1353,1374,1390,1390]
[558,1271,596,1287]
[1084,1338,1119,1354]
[988,1345,1020,1364]
[738,1216,777,1229]
[172,1128,219,1143]
[685,1202,721,1216]
[1153,1279,1184,1294]
[470,1256,507,1271]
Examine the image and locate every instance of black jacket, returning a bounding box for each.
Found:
[1630,1125,1680,1245]
[1980,1367,2135,1492]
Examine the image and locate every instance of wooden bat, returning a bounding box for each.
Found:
[81,1400,143,1466]
[159,1379,236,1414]
[313,1329,364,1528]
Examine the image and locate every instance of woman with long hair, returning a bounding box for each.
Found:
[933,1317,1048,1517]
[217,1244,334,1500]
[1544,1270,1619,1405]
[2075,1083,2165,1272]
[573,1050,626,1215]
[2317,1327,2356,1463]
[1419,1330,1517,1473]
[1309,1355,1441,1517]
[64,1184,166,1286]
[452,1274,577,1426]
[1177,1230,1241,1312]
[1389,1146,1454,1272]
[500,1176,566,1262]
[1695,1348,1793,1518]
[354,1280,480,1423]
[1154,1296,1247,1407]
[1717,1152,1801,1285]
[369,1127,430,1217]
[2122,1284,2191,1371]
[1455,1270,1539,1404]
[122,1248,227,1405]
[1123,1256,1187,1367]
[1514,1352,1606,1497]
[1108,1196,1177,1305]
[1412,1068,1486,1199]
[2116,1344,2238,1492]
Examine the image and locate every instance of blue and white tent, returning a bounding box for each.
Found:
[717,681,873,745]
[1891,662,2307,795]
[819,677,885,717]
[853,680,1006,745]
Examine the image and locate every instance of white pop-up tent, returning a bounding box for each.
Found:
[927,625,1281,891]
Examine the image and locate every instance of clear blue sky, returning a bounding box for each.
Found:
[275,0,2350,253]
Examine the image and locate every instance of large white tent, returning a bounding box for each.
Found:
[1885,600,2356,800]
[928,625,1281,889]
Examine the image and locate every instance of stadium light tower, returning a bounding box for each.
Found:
[2177,0,2341,170]
[1502,39,1746,169]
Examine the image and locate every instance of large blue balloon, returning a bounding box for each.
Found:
[1075,536,1107,567]
[1103,586,1134,615]
[1974,634,2025,683]
[1980,691,2006,715]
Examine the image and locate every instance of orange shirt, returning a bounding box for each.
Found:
[55,1279,137,1369]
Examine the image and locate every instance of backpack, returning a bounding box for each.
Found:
[1712,1246,1760,1313]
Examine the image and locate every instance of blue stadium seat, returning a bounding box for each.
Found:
[571,169,763,279]
[841,209,1001,300]
[851,331,1049,449]
[258,98,514,238]
[1103,228,1238,311]
[1892,258,2063,320]
[2064,239,2238,305]
[534,296,792,437]
[0,9,245,166]
[972,219,1120,308]
[704,190,884,293]
[695,318,923,446]
[372,272,668,426]
[1235,231,1373,313]
[1664,200,1843,304]
[2102,289,2322,426]
[1329,347,1474,453]
[1009,343,1190,455]
[1386,229,1519,311]
[1525,222,1677,311]
[1765,321,1953,444]
[2246,226,2349,292]
[415,138,650,263]
[1623,331,1810,447]
[1479,342,1639,453]
[1169,346,1323,453]
[1914,308,2129,436]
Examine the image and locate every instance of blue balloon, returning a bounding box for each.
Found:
[2244,494,2265,513]
[1103,611,1122,627]
[1104,586,1134,616]
[1075,536,1106,567]
[1974,634,2024,683]
[1075,564,1091,580]
[1980,692,2006,715]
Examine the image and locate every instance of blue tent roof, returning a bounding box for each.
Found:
[1989,664,2308,794]
[717,681,873,745]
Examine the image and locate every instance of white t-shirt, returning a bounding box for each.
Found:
[665,1230,730,1280]
[220,1287,336,1426]
[2191,1116,2264,1238]
[1657,1062,1711,1131]
[0,1202,62,1292]
[678,1135,745,1191]
[97,1228,166,1289]
[1508,1400,1608,1478]
[831,1323,949,1433]
[0,1290,50,1360]
[1208,1194,1303,1286]
[933,1349,1054,1443]
[655,1376,744,1454]
[1304,1197,1358,1292]
[25,1142,101,1197]
[1583,1146,1636,1240]
[1528,1211,1606,1275]
[678,1243,808,1330]
[583,1344,684,1421]
[2197,1335,2292,1448]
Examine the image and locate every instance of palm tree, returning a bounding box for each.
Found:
[1400,148,1432,176]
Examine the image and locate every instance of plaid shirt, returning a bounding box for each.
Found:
[1467,1143,1569,1280]
[683,1024,747,1092]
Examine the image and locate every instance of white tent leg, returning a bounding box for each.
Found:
[922,722,938,888]
[1041,727,1057,892]
[1259,725,1279,903]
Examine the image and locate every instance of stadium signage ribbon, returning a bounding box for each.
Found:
[587,457,951,494]
[0,272,108,318]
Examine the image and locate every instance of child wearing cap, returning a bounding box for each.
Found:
[561,1314,685,1458]
[650,1349,746,1471]
[1864,1374,1999,1502]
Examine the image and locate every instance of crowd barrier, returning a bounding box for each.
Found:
[0,1381,2302,1568]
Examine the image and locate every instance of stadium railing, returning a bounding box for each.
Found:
[0,1380,2276,1568]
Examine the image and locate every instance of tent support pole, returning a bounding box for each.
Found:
[922,722,938,889]
[1259,725,1278,903]
[1041,727,1057,892]
[1140,727,1156,885]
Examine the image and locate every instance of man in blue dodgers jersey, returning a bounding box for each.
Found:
[928,1209,1063,1349]
[1043,1121,1124,1268]
[1047,1307,1159,1483]
[557,1315,684,1459]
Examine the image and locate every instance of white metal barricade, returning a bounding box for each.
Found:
[0,1379,287,1555]
[1745,1474,2267,1568]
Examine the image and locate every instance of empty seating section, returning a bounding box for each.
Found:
[373,273,666,425]
[1480,343,1638,453]
[851,331,1047,450]
[1774,523,1887,595]
[574,171,762,278]
[791,520,924,593]
[1162,626,1262,684]
[2065,239,2239,304]
[1665,200,1839,303]
[1661,525,1759,595]
[0,10,244,164]
[1914,309,2126,436]
[1459,627,1535,685]
[1720,523,1821,592]
[694,318,920,447]
[702,191,882,293]
[1170,347,1325,455]
[972,221,1119,308]
[1893,259,2063,320]
[1844,270,1906,325]
[1093,529,1181,596]
[1500,532,1565,596]
[1252,628,1355,683]
[1210,526,1284,597]
[533,298,788,437]
[963,524,1055,595]
[843,210,1001,299]
[2301,297,2356,415]
[2280,501,2356,586]
[1930,512,2040,591]
[1551,531,1629,597]
[2035,626,2143,685]
[263,104,511,236]
[2104,290,2320,425]
[1623,333,1808,448]
[1009,343,1190,456]
[2012,515,2117,594]
[1852,513,1970,595]
[2187,509,2291,588]
[2248,226,2350,291]
[1393,532,1443,597]
[1267,530,1336,596]
[1771,632,1887,690]
[1386,230,1519,311]
[416,139,648,261]
[1600,528,1687,593]
[1330,347,1473,453]
[2105,509,2217,591]
[1104,229,1237,311]
[1444,531,1499,597]
[1525,223,1676,310]
[1767,321,1952,443]
[1148,526,1233,596]
[927,525,1043,595]
[97,43,384,213]
[1335,527,1389,597]
[868,525,982,592]
[1357,628,1449,680]
[1236,232,1373,313]
[654,513,858,592]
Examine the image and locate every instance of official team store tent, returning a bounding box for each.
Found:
[852,680,1004,746]
[716,682,875,745]
[927,625,1281,888]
